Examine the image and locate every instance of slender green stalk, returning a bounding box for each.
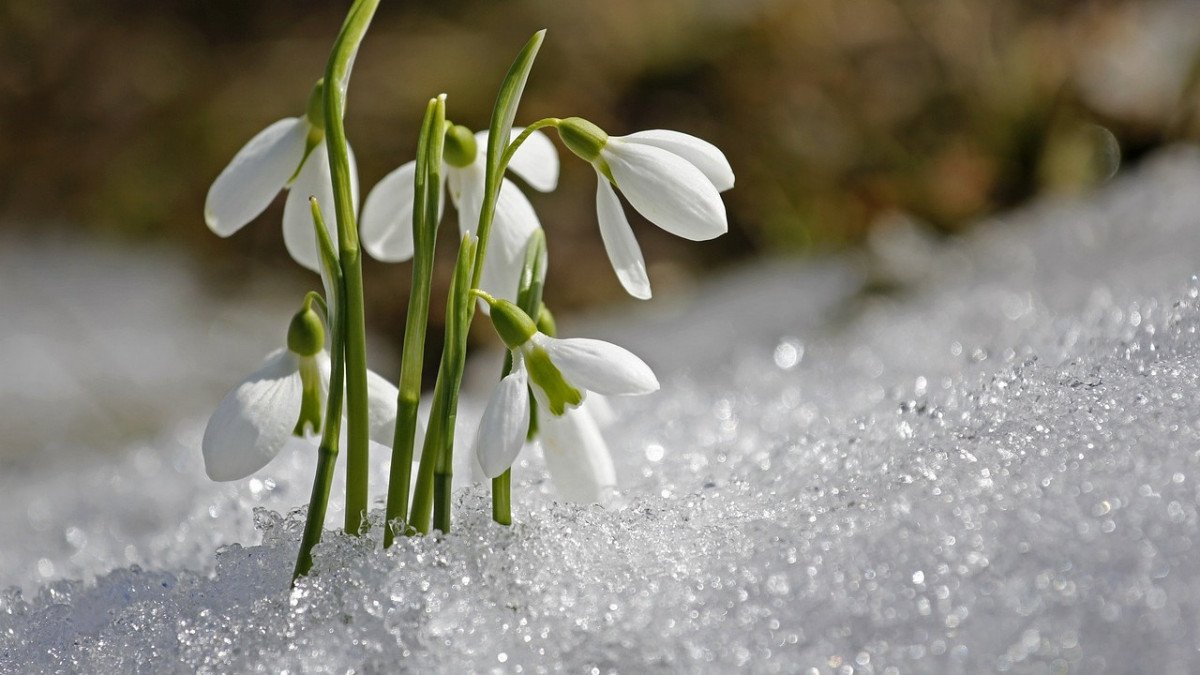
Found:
[408,361,447,534]
[294,198,346,581]
[384,95,447,547]
[499,118,560,170]
[491,470,512,525]
[416,31,548,534]
[434,240,475,533]
[322,0,379,535]
[410,235,476,533]
[491,231,547,525]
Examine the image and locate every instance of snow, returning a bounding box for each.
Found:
[6,147,1200,672]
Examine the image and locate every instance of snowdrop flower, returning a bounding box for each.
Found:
[360,125,558,303]
[556,117,734,300]
[204,79,359,273]
[471,294,658,479]
[202,304,398,482]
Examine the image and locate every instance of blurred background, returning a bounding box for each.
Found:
[3,0,1200,388]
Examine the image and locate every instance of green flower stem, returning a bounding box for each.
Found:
[491,231,547,525]
[301,291,328,320]
[491,470,512,525]
[410,235,476,534]
[322,0,379,535]
[435,237,476,533]
[412,30,546,534]
[407,362,447,534]
[384,95,446,548]
[499,118,560,171]
[294,198,346,581]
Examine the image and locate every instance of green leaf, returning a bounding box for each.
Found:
[449,233,479,357]
[411,99,435,253]
[485,30,546,187]
[423,96,447,245]
[309,197,342,325]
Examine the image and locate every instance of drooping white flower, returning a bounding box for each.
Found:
[202,347,330,481]
[204,81,359,273]
[202,330,400,483]
[360,126,558,304]
[471,295,658,479]
[539,399,617,503]
[557,118,734,300]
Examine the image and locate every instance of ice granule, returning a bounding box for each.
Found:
[6,148,1200,671]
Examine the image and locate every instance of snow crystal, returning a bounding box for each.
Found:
[6,148,1200,672]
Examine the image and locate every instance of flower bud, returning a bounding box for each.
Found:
[443,124,478,168]
[484,296,538,350]
[287,305,325,357]
[557,117,608,164]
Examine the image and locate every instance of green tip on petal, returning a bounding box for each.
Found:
[526,346,582,416]
[557,117,608,164]
[444,124,478,168]
[287,304,325,357]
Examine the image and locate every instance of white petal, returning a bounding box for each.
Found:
[603,140,727,241]
[595,175,651,300]
[473,361,531,478]
[582,394,616,427]
[365,367,401,447]
[282,143,359,273]
[452,160,541,306]
[621,129,734,192]
[205,118,308,237]
[202,349,303,481]
[539,407,616,503]
[283,144,337,273]
[482,178,543,304]
[535,334,659,396]
[451,163,485,236]
[314,351,332,408]
[502,128,559,192]
[360,161,417,262]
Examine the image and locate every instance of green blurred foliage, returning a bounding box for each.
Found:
[2,0,1200,326]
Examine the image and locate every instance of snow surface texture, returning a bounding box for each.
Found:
[5,148,1200,672]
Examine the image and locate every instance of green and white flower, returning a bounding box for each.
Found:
[204,81,359,273]
[471,294,658,480]
[557,118,734,300]
[202,305,398,482]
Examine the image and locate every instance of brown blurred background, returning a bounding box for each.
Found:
[3,0,1200,350]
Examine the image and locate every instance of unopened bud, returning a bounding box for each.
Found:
[481,294,538,350]
[444,124,478,168]
[287,305,325,357]
[557,117,608,164]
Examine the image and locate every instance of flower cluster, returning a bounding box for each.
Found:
[205,116,732,500]
[199,19,733,577]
